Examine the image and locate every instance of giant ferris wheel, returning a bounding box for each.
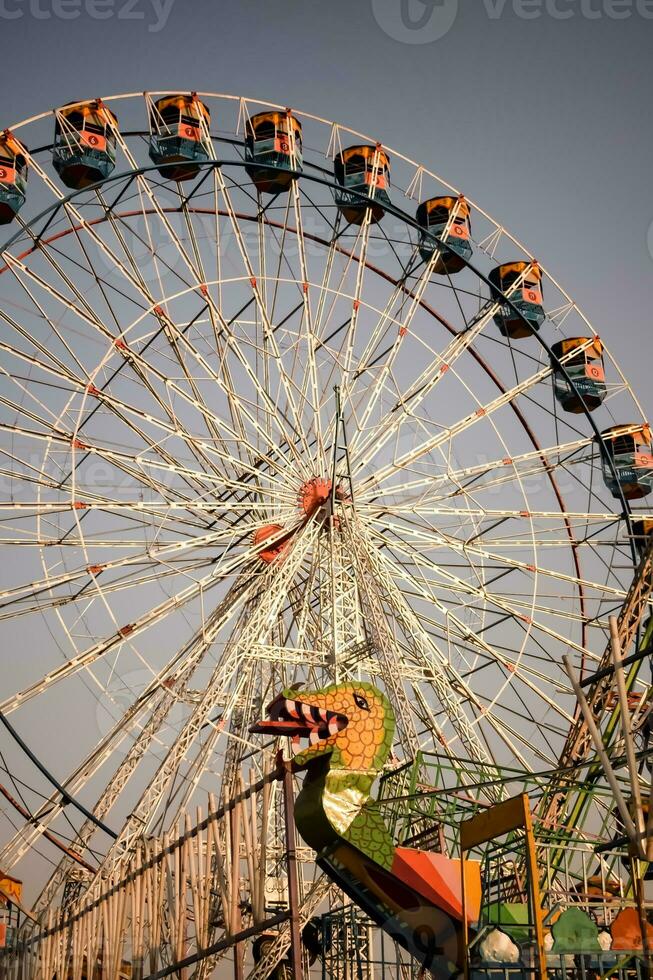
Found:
[0,92,651,972]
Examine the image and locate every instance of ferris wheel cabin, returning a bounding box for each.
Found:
[631,518,653,555]
[245,110,303,194]
[52,101,118,190]
[550,337,607,414]
[0,133,28,225]
[148,94,211,182]
[333,144,390,225]
[489,261,545,339]
[598,424,653,501]
[416,196,472,274]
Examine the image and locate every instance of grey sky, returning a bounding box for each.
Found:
[1,0,651,407]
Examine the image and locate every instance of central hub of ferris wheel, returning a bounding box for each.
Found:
[299,477,351,519]
[299,476,332,516]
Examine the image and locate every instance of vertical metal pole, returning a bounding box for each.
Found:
[460,845,470,980]
[283,763,304,980]
[610,615,645,853]
[631,858,652,980]
[522,796,547,980]
[231,805,244,980]
[563,655,639,842]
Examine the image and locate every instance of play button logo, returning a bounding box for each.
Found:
[371,0,459,43]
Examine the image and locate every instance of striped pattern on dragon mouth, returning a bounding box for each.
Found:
[249,693,349,752]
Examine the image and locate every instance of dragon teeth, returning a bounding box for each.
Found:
[285,699,300,720]
[309,730,320,746]
[291,735,302,755]
[328,717,339,736]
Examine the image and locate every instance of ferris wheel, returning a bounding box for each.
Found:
[0,91,651,962]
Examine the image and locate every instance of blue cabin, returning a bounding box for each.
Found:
[416,195,472,274]
[245,110,303,194]
[599,424,653,501]
[0,133,27,225]
[149,94,211,182]
[334,144,390,225]
[551,337,607,414]
[488,261,545,339]
[52,101,117,190]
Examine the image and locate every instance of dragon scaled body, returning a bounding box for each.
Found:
[251,682,481,977]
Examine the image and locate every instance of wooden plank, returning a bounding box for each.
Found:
[460,793,527,850]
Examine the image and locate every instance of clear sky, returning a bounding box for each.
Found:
[1,0,651,411]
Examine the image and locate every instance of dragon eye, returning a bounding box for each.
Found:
[353,692,370,711]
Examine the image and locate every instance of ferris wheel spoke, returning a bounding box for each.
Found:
[11,156,286,484]
[0,556,221,626]
[348,265,555,466]
[309,203,343,343]
[340,211,373,387]
[0,532,276,716]
[29,574,258,906]
[356,357,565,495]
[371,435,595,505]
[353,332,600,492]
[0,525,235,608]
[364,512,632,605]
[365,528,576,721]
[288,184,325,466]
[211,176,316,473]
[84,519,322,882]
[312,216,368,350]
[349,518,552,771]
[344,253,438,436]
[362,518,594,660]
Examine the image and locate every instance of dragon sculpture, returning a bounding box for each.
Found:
[251,681,480,977]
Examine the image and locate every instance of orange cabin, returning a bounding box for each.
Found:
[416,196,472,274]
[149,94,211,182]
[550,337,606,414]
[245,110,303,194]
[489,261,545,339]
[0,132,28,225]
[53,101,118,190]
[599,423,653,501]
[333,144,390,225]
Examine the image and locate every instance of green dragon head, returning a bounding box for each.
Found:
[250,681,395,774]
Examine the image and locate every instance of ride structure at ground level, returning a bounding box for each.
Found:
[0,92,650,977]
